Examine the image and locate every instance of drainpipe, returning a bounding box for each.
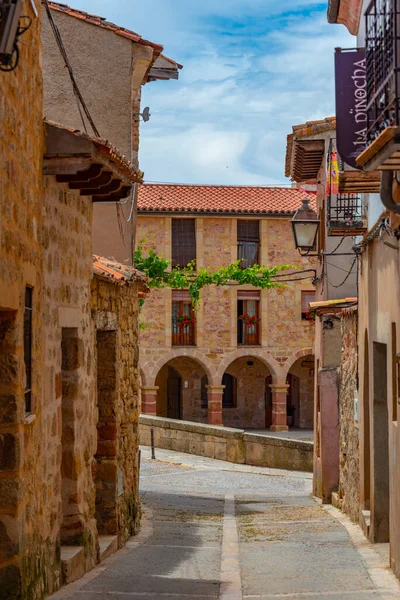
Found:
[380,170,400,214]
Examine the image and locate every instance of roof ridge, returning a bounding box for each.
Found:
[141,183,316,192]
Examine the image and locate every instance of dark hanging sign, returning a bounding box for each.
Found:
[335,48,366,170]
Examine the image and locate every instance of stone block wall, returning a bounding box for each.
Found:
[0,2,46,598]
[338,309,360,522]
[90,275,143,543]
[137,214,315,429]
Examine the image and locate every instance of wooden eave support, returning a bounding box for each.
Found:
[357,127,400,171]
[338,170,381,194]
[292,139,324,182]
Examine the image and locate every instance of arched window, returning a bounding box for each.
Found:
[222,373,237,408]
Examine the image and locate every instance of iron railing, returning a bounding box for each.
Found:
[365,0,400,143]
[172,321,195,346]
[326,139,365,233]
[237,319,260,346]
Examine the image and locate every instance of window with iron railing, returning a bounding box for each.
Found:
[365,0,400,143]
[172,290,196,346]
[301,290,316,322]
[237,290,261,346]
[237,220,260,269]
[172,218,196,268]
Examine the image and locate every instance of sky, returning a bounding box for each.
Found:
[66,1,353,185]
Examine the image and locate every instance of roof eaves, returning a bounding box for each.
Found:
[327,0,340,23]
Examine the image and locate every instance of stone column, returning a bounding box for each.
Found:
[206,385,225,426]
[141,386,159,416]
[270,383,289,432]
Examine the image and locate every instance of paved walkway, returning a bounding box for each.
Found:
[51,447,400,600]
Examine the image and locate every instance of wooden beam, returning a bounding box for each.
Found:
[56,164,103,183]
[92,186,131,203]
[69,170,113,189]
[43,156,92,175]
[80,178,124,196]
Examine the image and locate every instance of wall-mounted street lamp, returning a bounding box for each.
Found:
[291,198,320,256]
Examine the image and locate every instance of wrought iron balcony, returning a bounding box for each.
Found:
[327,193,366,236]
[365,0,400,144]
[358,0,400,170]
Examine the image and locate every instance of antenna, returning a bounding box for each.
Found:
[139,106,151,122]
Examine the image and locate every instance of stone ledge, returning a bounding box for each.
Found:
[60,546,85,585]
[139,415,244,439]
[243,432,313,451]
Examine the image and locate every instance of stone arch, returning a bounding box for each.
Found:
[144,348,215,387]
[281,347,315,380]
[216,348,280,385]
[139,367,147,387]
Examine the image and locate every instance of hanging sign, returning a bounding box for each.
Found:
[335,48,366,169]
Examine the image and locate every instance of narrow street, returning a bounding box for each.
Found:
[50,449,400,600]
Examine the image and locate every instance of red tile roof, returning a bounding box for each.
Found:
[137,184,316,215]
[93,255,148,287]
[47,2,163,52]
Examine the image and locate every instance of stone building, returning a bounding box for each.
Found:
[326,0,400,581]
[285,117,359,503]
[0,2,163,597]
[41,1,181,261]
[136,184,316,431]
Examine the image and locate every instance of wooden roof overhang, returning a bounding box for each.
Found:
[327,0,363,35]
[291,140,325,183]
[43,121,143,202]
[356,127,400,173]
[338,169,381,193]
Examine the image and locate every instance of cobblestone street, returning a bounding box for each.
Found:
[50,448,400,600]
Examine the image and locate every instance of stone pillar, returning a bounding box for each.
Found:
[141,386,159,416]
[270,383,289,432]
[206,385,225,426]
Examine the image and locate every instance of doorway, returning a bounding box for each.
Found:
[287,373,300,428]
[372,342,390,543]
[167,366,181,419]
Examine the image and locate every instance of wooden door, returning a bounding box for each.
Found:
[167,367,181,420]
[265,375,273,428]
[287,374,300,427]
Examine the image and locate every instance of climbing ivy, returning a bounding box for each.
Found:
[134,241,292,308]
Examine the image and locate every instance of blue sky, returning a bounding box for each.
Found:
[66,1,352,184]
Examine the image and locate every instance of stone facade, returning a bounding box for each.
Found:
[336,309,360,522]
[138,212,315,431]
[0,2,45,597]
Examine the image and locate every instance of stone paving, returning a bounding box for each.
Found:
[50,447,400,600]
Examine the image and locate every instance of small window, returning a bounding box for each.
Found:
[222,373,237,408]
[172,219,196,268]
[237,220,260,269]
[237,290,260,345]
[24,287,33,414]
[172,290,195,346]
[301,290,316,321]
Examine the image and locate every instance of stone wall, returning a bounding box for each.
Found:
[139,415,313,472]
[90,275,143,542]
[0,2,45,598]
[337,310,360,522]
[137,214,315,429]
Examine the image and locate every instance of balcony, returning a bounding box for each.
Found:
[357,0,400,171]
[172,322,195,346]
[328,193,366,236]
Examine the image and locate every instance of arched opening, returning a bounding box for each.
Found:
[155,357,209,423]
[222,356,271,429]
[287,354,315,429]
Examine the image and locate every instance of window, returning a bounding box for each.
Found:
[222,373,237,408]
[301,290,316,321]
[24,287,33,414]
[172,219,196,268]
[172,290,195,346]
[237,290,260,345]
[237,220,260,269]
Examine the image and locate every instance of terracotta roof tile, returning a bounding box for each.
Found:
[93,255,148,287]
[137,184,316,215]
[47,1,163,53]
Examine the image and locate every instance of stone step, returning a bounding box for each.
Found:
[60,546,85,585]
[99,535,118,562]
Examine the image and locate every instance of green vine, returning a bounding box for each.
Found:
[134,241,292,308]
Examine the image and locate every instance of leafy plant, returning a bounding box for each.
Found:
[134,240,293,309]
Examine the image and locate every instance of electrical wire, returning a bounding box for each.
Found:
[325,256,357,289]
[43,0,100,138]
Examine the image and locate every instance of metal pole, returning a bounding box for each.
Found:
[151,427,156,460]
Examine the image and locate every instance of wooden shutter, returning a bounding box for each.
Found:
[237,220,259,241]
[172,290,191,301]
[237,290,260,300]
[172,219,196,267]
